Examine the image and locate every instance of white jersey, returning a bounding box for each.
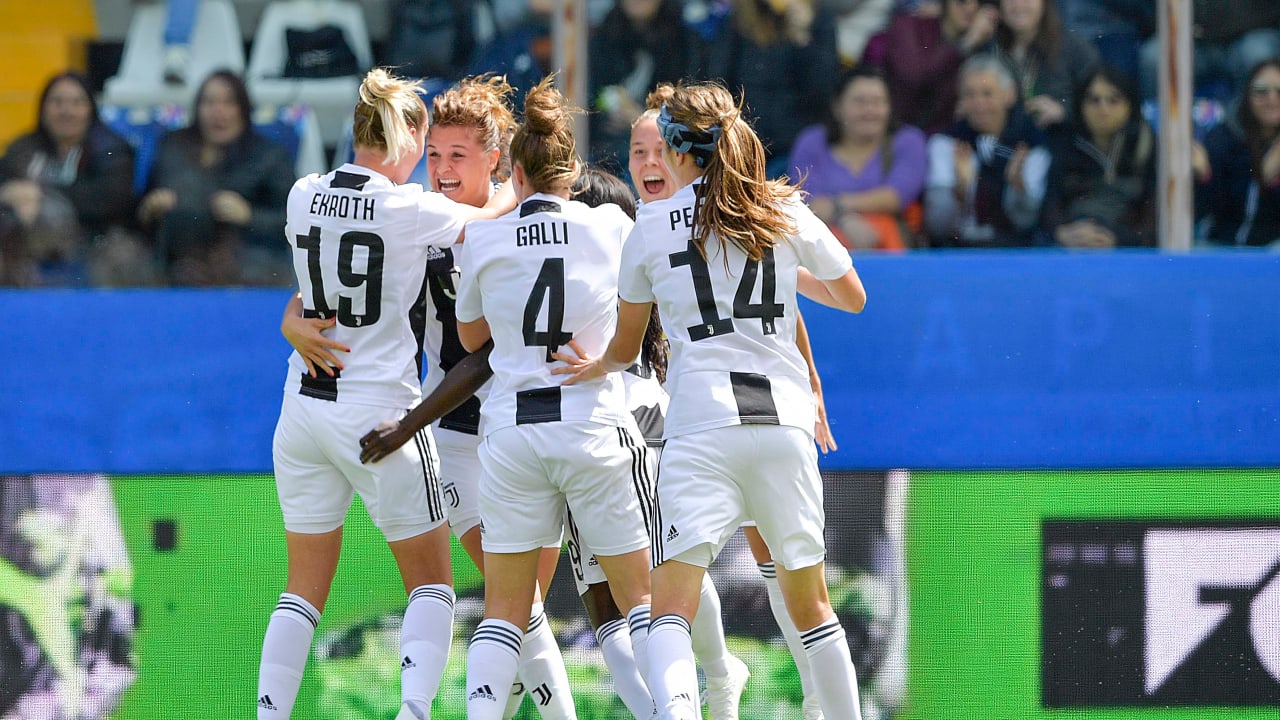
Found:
[618,180,853,439]
[456,193,633,433]
[283,163,468,408]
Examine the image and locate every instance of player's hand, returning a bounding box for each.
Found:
[282,312,349,377]
[359,420,412,464]
[551,339,607,386]
[813,384,837,454]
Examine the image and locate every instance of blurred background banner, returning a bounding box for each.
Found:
[5,252,1280,474]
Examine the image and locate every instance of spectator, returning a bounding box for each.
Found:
[924,54,1051,247]
[1140,1,1280,103]
[1056,0,1154,85]
[137,70,294,285]
[588,0,704,175]
[864,0,1000,134]
[1043,65,1157,248]
[789,66,927,250]
[1194,58,1280,247]
[706,0,840,178]
[982,0,1100,130]
[0,71,147,287]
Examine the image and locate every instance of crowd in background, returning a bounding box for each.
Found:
[1,0,1278,288]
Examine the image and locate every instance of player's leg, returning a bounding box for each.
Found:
[746,426,862,720]
[691,569,749,720]
[743,524,818,717]
[260,395,352,719]
[644,429,749,720]
[508,544,576,720]
[565,425,653,690]
[567,505,654,719]
[467,426,571,720]
[348,418,456,720]
[387,523,455,720]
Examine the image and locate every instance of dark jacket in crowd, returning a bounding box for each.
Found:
[1043,118,1158,247]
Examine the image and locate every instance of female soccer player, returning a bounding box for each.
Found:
[454,76,654,720]
[631,84,838,720]
[259,68,514,720]
[284,75,574,719]
[556,81,867,720]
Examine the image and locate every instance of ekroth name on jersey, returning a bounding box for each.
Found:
[309,191,376,221]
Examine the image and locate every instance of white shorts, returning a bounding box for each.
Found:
[434,423,483,538]
[477,421,651,557]
[273,393,447,542]
[565,421,656,595]
[653,425,825,571]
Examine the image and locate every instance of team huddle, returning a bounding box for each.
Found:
[260,67,867,720]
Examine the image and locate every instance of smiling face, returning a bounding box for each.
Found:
[427,124,499,207]
[41,77,93,149]
[629,113,676,203]
[835,76,891,143]
[196,76,247,147]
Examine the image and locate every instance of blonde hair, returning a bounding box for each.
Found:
[431,74,517,182]
[663,81,797,262]
[510,75,581,194]
[352,68,427,165]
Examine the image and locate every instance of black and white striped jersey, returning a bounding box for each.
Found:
[455,193,634,434]
[618,180,853,439]
[283,164,469,408]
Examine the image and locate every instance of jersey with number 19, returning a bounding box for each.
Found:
[283,164,467,408]
[618,180,853,440]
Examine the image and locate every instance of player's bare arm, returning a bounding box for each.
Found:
[552,300,651,385]
[796,311,837,454]
[797,267,867,313]
[359,340,495,464]
[280,292,350,378]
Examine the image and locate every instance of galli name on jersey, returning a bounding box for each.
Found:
[516,220,570,247]
[309,192,376,221]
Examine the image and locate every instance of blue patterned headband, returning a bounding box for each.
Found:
[657,104,722,168]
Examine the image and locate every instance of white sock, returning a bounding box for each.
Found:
[801,616,863,720]
[646,614,699,717]
[625,604,652,687]
[401,584,455,707]
[690,573,730,678]
[517,602,575,719]
[596,618,654,719]
[257,593,319,719]
[467,619,524,720]
[760,562,815,698]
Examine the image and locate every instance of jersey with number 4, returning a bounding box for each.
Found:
[283,164,468,408]
[619,180,853,439]
[456,194,633,434]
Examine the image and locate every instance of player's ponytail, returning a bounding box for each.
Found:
[352,68,426,165]
[660,82,797,262]
[510,74,581,194]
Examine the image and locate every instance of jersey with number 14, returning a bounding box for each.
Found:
[456,194,633,434]
[619,180,853,440]
[283,164,467,408]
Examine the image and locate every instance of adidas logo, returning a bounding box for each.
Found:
[401,655,416,669]
[258,695,277,711]
[468,684,497,702]
[666,525,680,542]
[426,246,447,261]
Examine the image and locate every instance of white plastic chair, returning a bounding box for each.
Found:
[103,0,246,107]
[245,0,373,147]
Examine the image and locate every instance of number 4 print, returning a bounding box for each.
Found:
[523,257,574,361]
